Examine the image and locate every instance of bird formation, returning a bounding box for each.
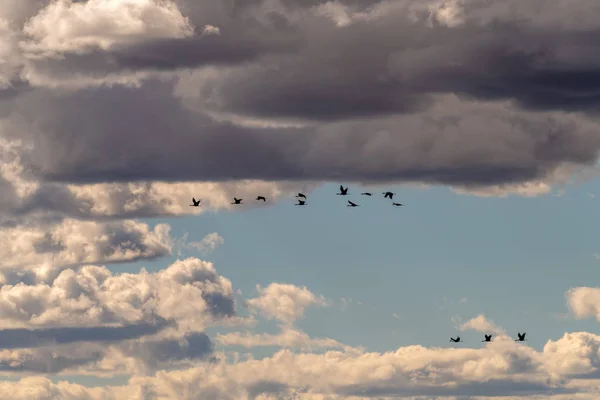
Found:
[450,332,527,344]
[189,185,405,208]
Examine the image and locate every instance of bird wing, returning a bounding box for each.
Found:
[348,201,356,206]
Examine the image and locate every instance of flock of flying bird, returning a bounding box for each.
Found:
[450,332,527,343]
[189,185,405,208]
[191,186,530,347]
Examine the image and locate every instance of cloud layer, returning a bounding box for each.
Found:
[1,227,600,398]
[1,0,600,200]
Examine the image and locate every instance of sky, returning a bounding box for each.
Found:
[5,0,600,399]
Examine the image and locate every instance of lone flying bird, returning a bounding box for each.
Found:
[296,193,307,199]
[231,198,243,205]
[482,334,493,342]
[450,336,463,343]
[361,192,372,196]
[347,200,359,207]
[190,198,201,207]
[383,191,395,199]
[337,185,349,195]
[256,196,267,202]
[515,332,527,342]
[295,199,307,206]
[392,202,404,207]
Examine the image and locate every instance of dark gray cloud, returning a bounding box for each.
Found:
[2,0,600,193]
[339,380,576,398]
[204,292,236,318]
[32,233,65,254]
[0,352,103,374]
[0,332,214,374]
[5,81,599,188]
[0,319,172,349]
[120,332,214,369]
[110,15,303,71]
[21,25,301,81]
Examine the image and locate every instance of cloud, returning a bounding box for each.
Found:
[566,287,600,322]
[246,283,329,325]
[0,18,20,88]
[0,218,172,283]
[0,257,235,329]
[215,326,354,352]
[201,24,221,36]
[183,232,225,255]
[5,85,600,191]
[20,0,195,57]
[0,320,171,349]
[0,234,597,396]
[2,0,600,195]
[0,137,315,223]
[0,330,214,374]
[459,314,507,336]
[117,331,215,373]
[7,330,600,398]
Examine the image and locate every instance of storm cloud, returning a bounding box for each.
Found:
[0,0,598,195]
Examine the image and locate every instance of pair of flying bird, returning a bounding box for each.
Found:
[234,196,268,204]
[190,197,264,206]
[293,185,348,205]
[359,188,404,206]
[450,332,527,343]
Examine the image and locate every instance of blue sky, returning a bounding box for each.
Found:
[130,180,600,354]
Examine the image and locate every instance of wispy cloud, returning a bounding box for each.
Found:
[174,232,225,257]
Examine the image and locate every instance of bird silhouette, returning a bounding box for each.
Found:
[392,202,404,207]
[361,192,372,196]
[231,198,243,205]
[337,185,349,195]
[295,199,307,206]
[190,198,201,207]
[256,196,267,202]
[482,334,493,342]
[347,200,359,207]
[450,336,463,343]
[383,191,395,199]
[296,193,307,199]
[515,332,527,342]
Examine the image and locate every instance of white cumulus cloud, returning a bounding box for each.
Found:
[21,0,194,57]
[246,283,329,325]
